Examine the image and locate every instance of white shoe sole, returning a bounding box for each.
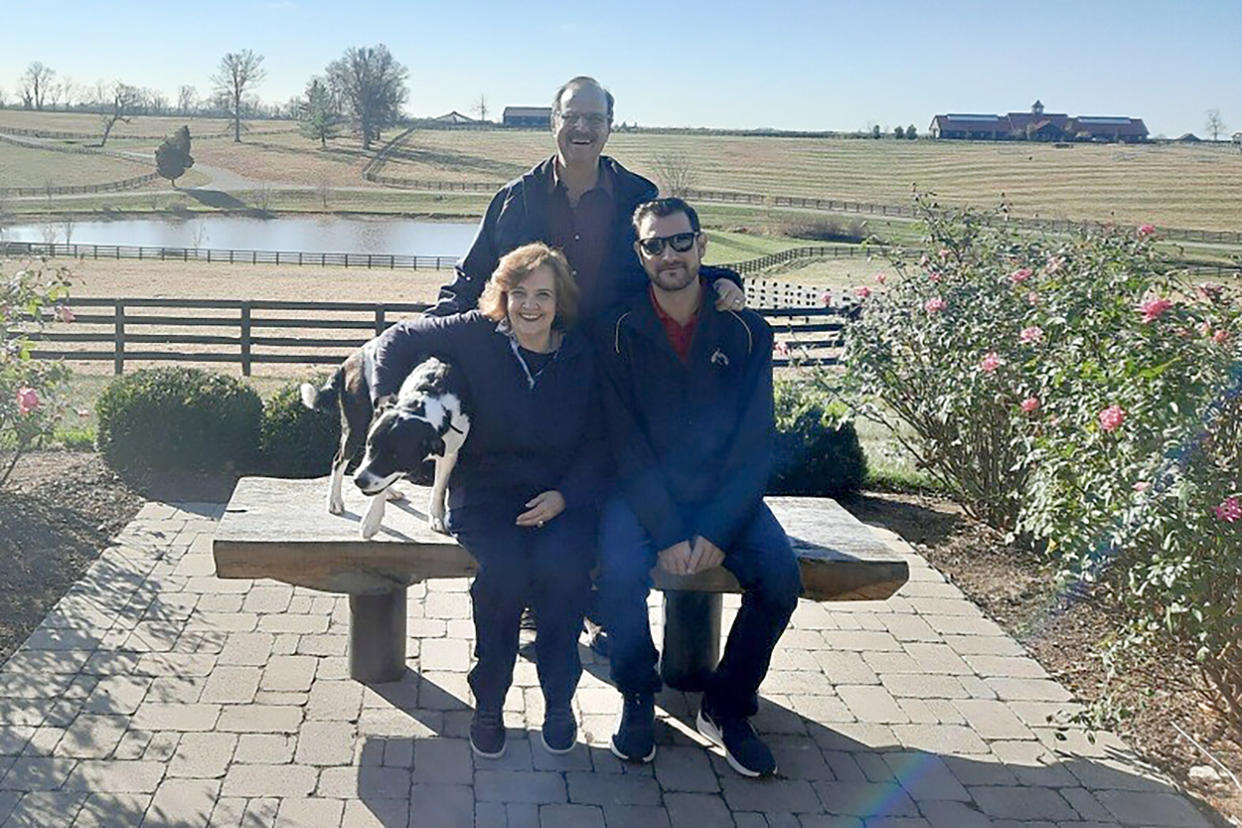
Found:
[609,734,656,764]
[540,727,578,755]
[696,710,771,778]
[470,736,507,760]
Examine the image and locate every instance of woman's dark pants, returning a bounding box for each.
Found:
[448,504,595,711]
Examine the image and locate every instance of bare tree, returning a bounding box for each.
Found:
[1205,109,1227,142]
[21,62,55,110]
[177,85,197,116]
[474,94,488,123]
[212,50,267,142]
[327,44,408,150]
[98,83,141,147]
[650,152,698,197]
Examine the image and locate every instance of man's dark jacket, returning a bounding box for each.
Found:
[595,288,775,552]
[368,311,607,512]
[428,156,742,323]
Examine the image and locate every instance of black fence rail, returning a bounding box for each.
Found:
[19,294,847,374]
[0,241,460,269]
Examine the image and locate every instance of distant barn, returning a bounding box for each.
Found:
[930,101,1147,143]
[502,106,552,128]
[434,111,476,125]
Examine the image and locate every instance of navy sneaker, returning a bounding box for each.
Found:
[541,704,577,754]
[469,708,506,759]
[610,692,656,763]
[697,707,777,777]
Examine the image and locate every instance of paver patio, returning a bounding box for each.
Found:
[0,499,1214,827]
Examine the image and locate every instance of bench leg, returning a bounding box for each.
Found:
[660,591,722,692]
[349,589,406,683]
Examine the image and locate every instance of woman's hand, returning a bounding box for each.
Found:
[515,490,566,528]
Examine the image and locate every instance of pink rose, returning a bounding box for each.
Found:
[1213,329,1230,344]
[16,387,39,415]
[1213,496,1241,523]
[773,340,790,357]
[919,254,930,267]
[873,272,887,284]
[1098,404,1126,432]
[927,270,942,283]
[1044,255,1064,274]
[1198,321,1214,337]
[938,248,951,260]
[819,291,832,307]
[1009,267,1033,284]
[1020,396,1040,413]
[1019,326,1043,344]
[1137,223,1157,237]
[979,352,1002,373]
[854,286,872,299]
[1196,282,1224,303]
[1137,296,1173,323]
[1132,481,1150,493]
[924,297,946,313]
[55,305,76,323]
[1026,291,1040,306]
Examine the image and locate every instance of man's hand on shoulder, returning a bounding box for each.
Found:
[657,540,695,576]
[713,278,746,312]
[687,535,725,574]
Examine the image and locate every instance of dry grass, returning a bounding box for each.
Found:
[0,141,150,188]
[0,110,293,140]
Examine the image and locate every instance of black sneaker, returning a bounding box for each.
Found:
[470,708,506,759]
[610,692,656,763]
[697,707,777,777]
[541,704,577,754]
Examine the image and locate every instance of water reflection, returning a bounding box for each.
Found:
[3,215,479,256]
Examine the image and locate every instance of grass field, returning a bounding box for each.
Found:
[0,141,150,188]
[0,110,294,140]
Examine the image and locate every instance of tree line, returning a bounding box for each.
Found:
[2,45,409,151]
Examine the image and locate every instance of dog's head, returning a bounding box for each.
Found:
[354,409,447,496]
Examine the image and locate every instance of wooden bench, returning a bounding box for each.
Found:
[212,476,909,684]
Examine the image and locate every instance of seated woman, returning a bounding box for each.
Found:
[368,242,605,758]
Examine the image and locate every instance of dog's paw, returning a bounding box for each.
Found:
[360,497,386,539]
[428,514,449,535]
[328,496,345,516]
[385,486,406,502]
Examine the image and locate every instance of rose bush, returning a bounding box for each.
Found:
[1,263,72,487]
[834,194,1242,735]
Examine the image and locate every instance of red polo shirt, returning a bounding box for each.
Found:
[649,285,699,362]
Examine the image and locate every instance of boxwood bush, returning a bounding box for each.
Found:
[770,378,866,497]
[259,379,340,477]
[95,367,262,472]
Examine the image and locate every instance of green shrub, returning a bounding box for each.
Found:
[259,379,340,477]
[770,379,866,497]
[95,367,261,472]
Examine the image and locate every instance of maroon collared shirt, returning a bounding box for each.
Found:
[649,285,700,363]
[547,162,616,293]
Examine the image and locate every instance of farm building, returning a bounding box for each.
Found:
[502,106,552,127]
[930,101,1148,143]
[433,111,476,124]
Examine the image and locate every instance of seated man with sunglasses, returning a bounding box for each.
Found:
[595,197,801,778]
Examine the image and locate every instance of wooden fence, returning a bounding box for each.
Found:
[21,294,848,374]
[0,241,460,270]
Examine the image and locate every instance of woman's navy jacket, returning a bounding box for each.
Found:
[368,311,607,512]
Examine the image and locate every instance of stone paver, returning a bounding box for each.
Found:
[0,500,1215,827]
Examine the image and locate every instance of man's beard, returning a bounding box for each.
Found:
[651,263,698,292]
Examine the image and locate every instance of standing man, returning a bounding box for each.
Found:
[596,198,801,778]
[428,76,745,323]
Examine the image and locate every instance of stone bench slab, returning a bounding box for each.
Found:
[213,477,908,602]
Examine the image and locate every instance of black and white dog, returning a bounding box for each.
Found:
[300,339,470,539]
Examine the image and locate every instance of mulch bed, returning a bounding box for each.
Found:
[844,491,1241,825]
[0,451,1236,822]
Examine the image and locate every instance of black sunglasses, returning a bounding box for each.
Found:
[637,231,699,256]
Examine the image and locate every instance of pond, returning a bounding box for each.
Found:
[2,215,480,256]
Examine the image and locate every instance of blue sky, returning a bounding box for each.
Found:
[1,0,1238,137]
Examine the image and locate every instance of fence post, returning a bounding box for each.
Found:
[375,307,386,336]
[113,300,126,375]
[240,302,252,377]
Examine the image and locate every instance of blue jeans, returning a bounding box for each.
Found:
[448,503,595,710]
[596,496,802,719]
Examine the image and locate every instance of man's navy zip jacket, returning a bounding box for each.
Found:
[426,155,741,323]
[595,287,776,552]
[368,311,607,512]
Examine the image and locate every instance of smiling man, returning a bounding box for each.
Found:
[595,197,800,778]
[428,76,745,324]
